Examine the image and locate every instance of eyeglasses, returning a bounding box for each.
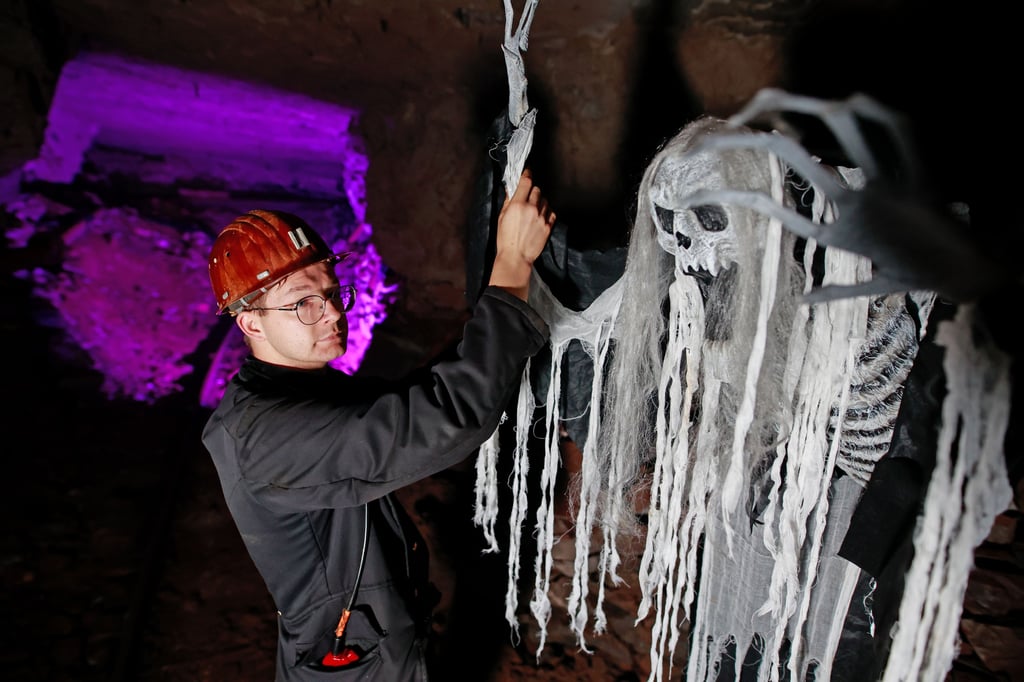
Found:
[249,284,356,325]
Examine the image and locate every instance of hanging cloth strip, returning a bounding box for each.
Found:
[472,0,629,657]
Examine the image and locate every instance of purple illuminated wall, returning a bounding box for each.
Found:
[5,51,395,405]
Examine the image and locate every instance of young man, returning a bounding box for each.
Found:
[202,171,555,680]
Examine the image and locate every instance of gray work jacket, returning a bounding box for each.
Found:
[201,287,548,680]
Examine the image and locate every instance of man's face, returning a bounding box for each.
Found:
[237,261,348,369]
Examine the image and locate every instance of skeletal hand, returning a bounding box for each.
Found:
[682,88,1011,303]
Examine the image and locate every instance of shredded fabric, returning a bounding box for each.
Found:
[528,269,623,651]
[473,411,506,552]
[502,360,536,643]
[880,305,1011,681]
[500,0,539,198]
[607,117,903,682]
[470,10,1012,681]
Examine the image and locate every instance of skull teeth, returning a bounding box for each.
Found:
[683,266,713,282]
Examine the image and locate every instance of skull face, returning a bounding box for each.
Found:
[649,147,739,281]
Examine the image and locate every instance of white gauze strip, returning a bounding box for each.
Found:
[474,412,506,552]
[503,361,535,642]
[529,343,565,658]
[881,305,1011,682]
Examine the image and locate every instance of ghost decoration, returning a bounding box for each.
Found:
[473,80,1012,682]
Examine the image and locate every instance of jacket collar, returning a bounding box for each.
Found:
[236,355,339,394]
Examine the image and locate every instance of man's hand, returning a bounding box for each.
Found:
[489,169,556,300]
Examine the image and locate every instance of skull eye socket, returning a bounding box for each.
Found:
[654,204,675,233]
[692,204,728,232]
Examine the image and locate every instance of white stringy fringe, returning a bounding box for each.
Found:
[881,306,1012,682]
[473,412,506,553]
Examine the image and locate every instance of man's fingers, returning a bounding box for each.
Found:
[505,168,555,230]
[511,169,534,201]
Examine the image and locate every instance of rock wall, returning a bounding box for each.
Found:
[1,0,808,368]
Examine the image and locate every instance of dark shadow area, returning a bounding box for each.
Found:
[782,0,1020,272]
[615,0,703,221]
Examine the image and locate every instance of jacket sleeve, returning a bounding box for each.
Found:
[232,287,548,512]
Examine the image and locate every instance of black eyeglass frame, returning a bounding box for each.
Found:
[248,284,357,325]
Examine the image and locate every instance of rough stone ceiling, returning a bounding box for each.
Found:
[1,0,1011,362]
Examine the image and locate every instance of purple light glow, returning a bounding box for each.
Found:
[33,208,216,403]
[329,226,400,375]
[25,51,368,217]
[7,51,395,405]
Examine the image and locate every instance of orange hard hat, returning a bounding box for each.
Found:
[208,209,347,315]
